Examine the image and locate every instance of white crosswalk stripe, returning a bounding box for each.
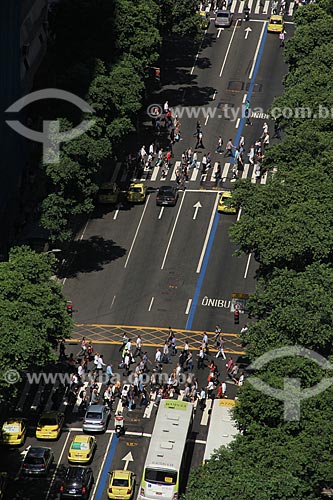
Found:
[231,0,295,15]
[118,160,271,186]
[190,166,200,181]
[171,161,181,181]
[222,162,230,182]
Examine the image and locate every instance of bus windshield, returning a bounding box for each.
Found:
[145,469,177,485]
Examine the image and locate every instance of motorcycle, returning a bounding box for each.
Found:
[114,411,124,438]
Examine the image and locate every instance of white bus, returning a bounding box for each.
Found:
[203,398,239,463]
[139,399,194,500]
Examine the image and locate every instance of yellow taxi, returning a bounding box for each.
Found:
[36,412,64,440]
[127,183,147,203]
[0,419,26,446]
[217,191,237,214]
[68,435,96,464]
[268,15,284,33]
[107,470,135,500]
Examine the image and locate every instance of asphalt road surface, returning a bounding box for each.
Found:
[2,5,295,500]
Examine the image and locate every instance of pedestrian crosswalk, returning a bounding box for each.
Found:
[139,161,270,185]
[227,0,295,15]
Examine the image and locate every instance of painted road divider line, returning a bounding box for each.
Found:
[185,299,192,315]
[46,431,71,500]
[219,19,239,77]
[249,21,266,80]
[161,191,186,270]
[196,193,220,274]
[92,433,116,500]
[124,195,150,268]
[244,253,252,279]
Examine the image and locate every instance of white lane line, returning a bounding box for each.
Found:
[185,299,192,315]
[151,165,159,181]
[161,192,186,270]
[196,192,220,274]
[110,295,116,309]
[249,21,266,79]
[91,432,113,500]
[237,206,242,221]
[148,297,155,311]
[158,206,164,220]
[254,0,261,13]
[244,253,252,279]
[212,91,217,100]
[242,163,250,179]
[111,162,122,183]
[171,161,181,181]
[263,0,269,13]
[248,0,253,10]
[219,19,239,77]
[191,29,208,74]
[242,93,247,103]
[113,209,119,220]
[204,115,209,126]
[200,398,212,425]
[79,219,89,241]
[235,118,240,129]
[124,195,150,268]
[261,170,268,184]
[193,439,207,444]
[222,162,230,182]
[143,402,154,419]
[217,28,223,39]
[46,431,71,500]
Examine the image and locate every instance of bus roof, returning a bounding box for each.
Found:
[203,398,239,462]
[144,399,193,471]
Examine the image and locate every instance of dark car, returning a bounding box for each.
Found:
[22,446,53,476]
[214,10,233,27]
[156,186,179,206]
[60,467,94,499]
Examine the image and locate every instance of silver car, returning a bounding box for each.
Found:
[82,405,110,433]
[215,10,233,27]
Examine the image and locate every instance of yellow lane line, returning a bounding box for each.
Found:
[68,338,245,355]
[74,324,240,337]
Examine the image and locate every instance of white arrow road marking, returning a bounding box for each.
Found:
[244,27,252,39]
[122,451,134,471]
[193,201,202,220]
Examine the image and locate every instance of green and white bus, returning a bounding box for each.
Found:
[139,399,194,500]
[203,398,239,463]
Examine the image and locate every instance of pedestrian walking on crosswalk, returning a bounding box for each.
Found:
[216,136,223,154]
[224,139,235,157]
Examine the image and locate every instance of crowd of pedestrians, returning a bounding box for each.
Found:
[58,325,246,414]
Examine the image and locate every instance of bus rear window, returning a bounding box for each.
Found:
[145,469,177,485]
